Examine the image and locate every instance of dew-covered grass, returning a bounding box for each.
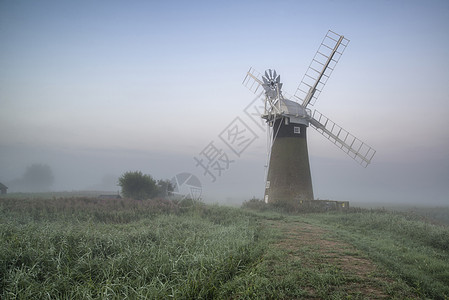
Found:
[0,197,265,299]
[2,197,448,299]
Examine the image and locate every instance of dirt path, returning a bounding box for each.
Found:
[266,218,398,299]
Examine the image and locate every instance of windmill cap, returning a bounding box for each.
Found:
[279,99,310,126]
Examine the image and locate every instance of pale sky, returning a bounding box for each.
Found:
[1,0,448,205]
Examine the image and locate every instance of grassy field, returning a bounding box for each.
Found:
[302,210,449,299]
[1,196,448,299]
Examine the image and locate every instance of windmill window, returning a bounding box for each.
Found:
[294,127,301,134]
[284,118,289,125]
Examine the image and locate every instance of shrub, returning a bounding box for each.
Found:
[242,198,268,211]
[118,171,159,200]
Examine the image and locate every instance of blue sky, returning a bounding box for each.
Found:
[1,0,448,205]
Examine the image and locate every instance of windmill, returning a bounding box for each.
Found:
[242,30,376,206]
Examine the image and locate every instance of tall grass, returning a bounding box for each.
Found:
[0,198,265,299]
[3,197,447,298]
[307,209,449,299]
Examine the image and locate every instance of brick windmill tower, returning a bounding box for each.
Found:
[243,30,376,206]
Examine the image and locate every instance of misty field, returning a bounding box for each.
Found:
[1,197,448,299]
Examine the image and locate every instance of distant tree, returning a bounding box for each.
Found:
[118,171,158,200]
[13,163,54,192]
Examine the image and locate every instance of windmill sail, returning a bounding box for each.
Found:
[309,110,376,167]
[295,30,349,107]
[242,67,264,94]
